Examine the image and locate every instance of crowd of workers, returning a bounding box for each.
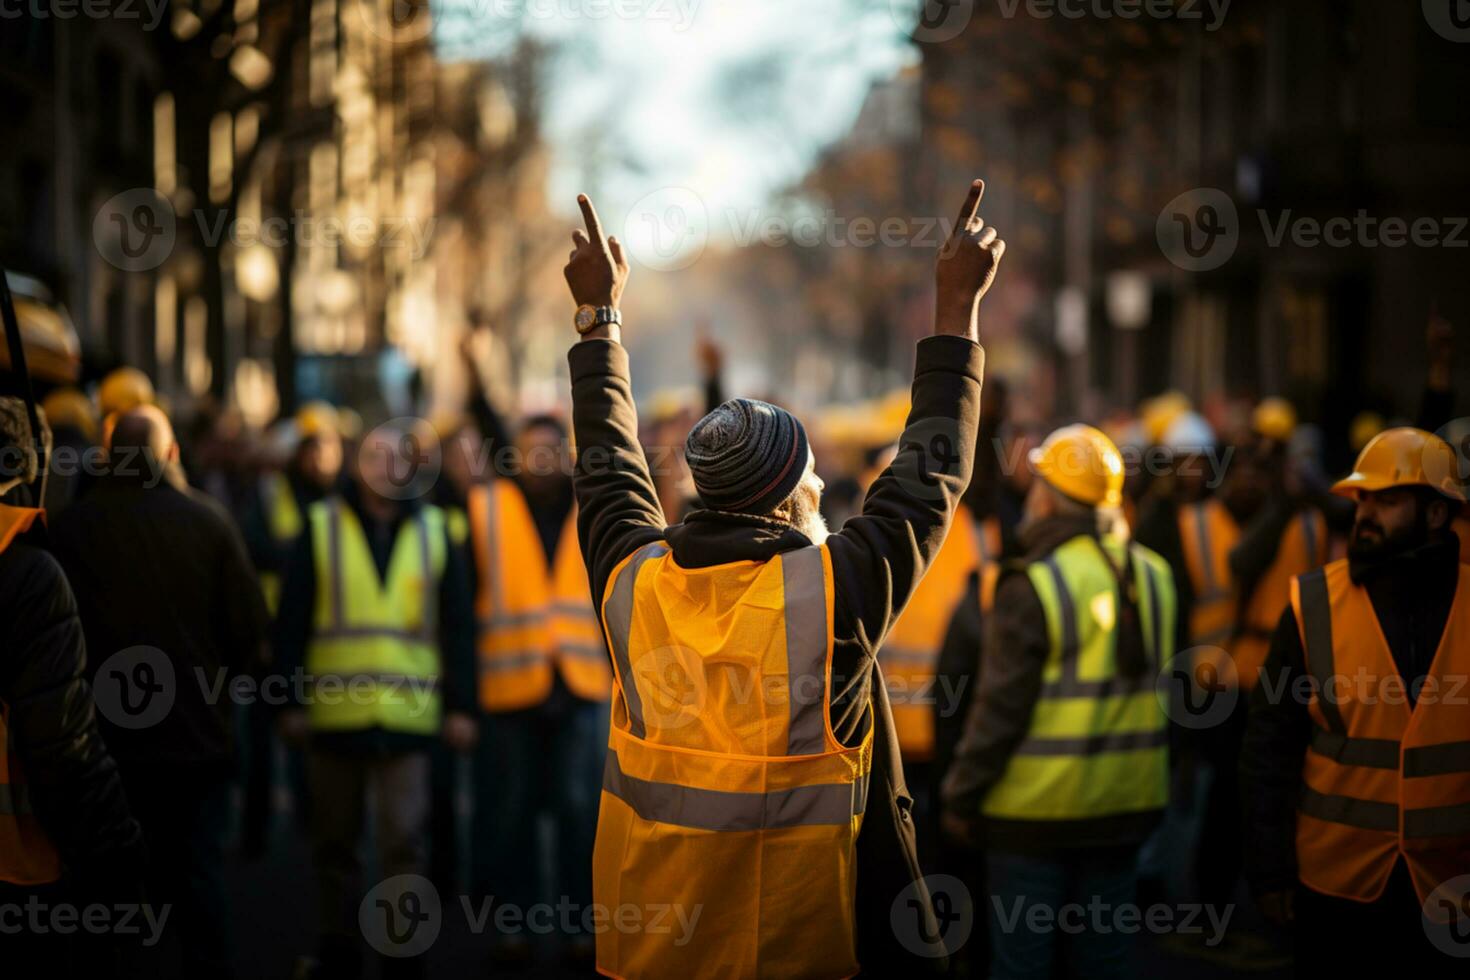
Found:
[1,182,1467,979]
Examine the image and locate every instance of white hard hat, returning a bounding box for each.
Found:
[1162,411,1217,455]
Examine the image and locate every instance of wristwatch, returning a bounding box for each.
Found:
[574,305,622,334]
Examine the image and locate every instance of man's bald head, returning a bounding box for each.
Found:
[108,405,178,472]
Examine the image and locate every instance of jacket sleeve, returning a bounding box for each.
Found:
[568,339,667,608]
[940,567,1047,818]
[271,529,317,707]
[437,528,479,715]
[0,547,145,896]
[1241,605,1312,897]
[828,335,983,637]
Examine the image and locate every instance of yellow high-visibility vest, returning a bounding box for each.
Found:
[259,472,304,617]
[305,499,446,735]
[982,534,1173,821]
[594,542,872,980]
[0,503,63,885]
[1291,560,1470,921]
[468,480,608,712]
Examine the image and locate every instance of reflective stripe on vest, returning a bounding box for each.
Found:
[982,534,1173,822]
[1292,560,1470,918]
[593,541,871,980]
[0,504,65,885]
[1179,500,1236,648]
[880,503,983,762]
[471,481,608,711]
[305,499,445,735]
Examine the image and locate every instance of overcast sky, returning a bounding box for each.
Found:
[437,0,919,265]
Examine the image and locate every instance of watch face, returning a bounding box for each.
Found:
[575,306,596,330]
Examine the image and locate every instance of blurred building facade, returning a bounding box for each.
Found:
[0,0,557,426]
[915,0,1470,462]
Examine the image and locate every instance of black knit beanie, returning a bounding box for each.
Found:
[685,398,810,515]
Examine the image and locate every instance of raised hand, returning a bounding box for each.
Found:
[563,194,629,327]
[935,179,1006,340]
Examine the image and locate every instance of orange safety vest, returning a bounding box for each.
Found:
[469,480,608,712]
[880,504,998,761]
[1291,560,1470,919]
[594,542,872,979]
[0,503,64,886]
[1180,499,1326,690]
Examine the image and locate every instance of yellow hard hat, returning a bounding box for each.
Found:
[1349,411,1386,452]
[98,367,154,417]
[296,401,340,440]
[1029,423,1125,509]
[1252,397,1297,442]
[1331,427,1466,501]
[1141,391,1190,445]
[41,387,97,440]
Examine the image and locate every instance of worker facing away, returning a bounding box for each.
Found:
[560,181,1002,977]
[1242,426,1470,974]
[941,423,1176,980]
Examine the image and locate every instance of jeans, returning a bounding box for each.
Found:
[986,846,1140,980]
[472,693,610,944]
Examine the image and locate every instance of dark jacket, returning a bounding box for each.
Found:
[568,335,984,972]
[50,473,269,773]
[0,490,145,895]
[1240,533,1461,898]
[941,513,1166,853]
[272,481,478,753]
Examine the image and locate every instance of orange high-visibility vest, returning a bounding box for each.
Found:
[1180,499,1326,690]
[880,504,999,761]
[0,503,64,886]
[594,542,872,980]
[1291,560,1470,921]
[469,480,608,712]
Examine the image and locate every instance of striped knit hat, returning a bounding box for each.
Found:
[685,398,809,515]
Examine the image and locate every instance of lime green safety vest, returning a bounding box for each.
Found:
[305,498,447,735]
[260,472,304,616]
[982,533,1175,821]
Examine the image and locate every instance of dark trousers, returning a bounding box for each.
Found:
[1295,860,1467,973]
[307,747,430,979]
[472,695,609,945]
[985,846,1140,980]
[118,762,234,979]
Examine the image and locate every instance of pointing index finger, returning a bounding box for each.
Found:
[577,194,606,246]
[953,179,985,236]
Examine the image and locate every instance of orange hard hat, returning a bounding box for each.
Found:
[1029,424,1125,509]
[1331,427,1466,501]
[98,367,154,417]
